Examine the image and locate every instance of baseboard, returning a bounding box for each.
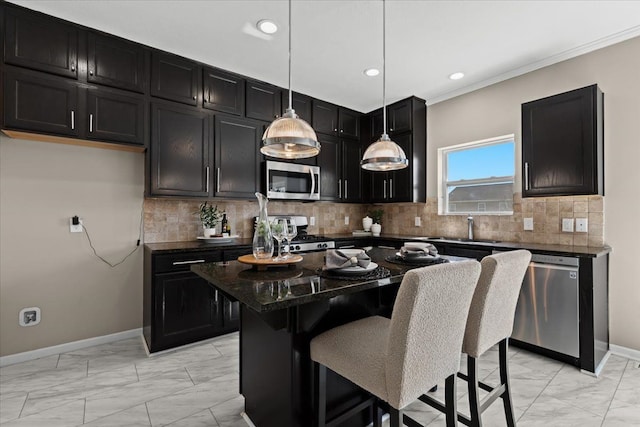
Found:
[610,344,640,362]
[0,328,142,367]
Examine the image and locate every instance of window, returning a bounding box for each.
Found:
[438,134,515,215]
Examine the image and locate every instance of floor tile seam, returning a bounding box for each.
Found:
[10,391,28,421]
[185,367,196,386]
[134,354,224,374]
[82,398,87,425]
[516,360,563,421]
[599,360,629,427]
[145,402,153,426]
[208,407,221,427]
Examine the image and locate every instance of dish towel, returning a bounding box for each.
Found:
[324,249,371,270]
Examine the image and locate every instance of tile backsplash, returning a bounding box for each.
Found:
[144,193,604,247]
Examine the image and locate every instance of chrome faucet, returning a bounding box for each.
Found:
[467,215,474,240]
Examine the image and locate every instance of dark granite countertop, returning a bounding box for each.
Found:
[191,248,451,313]
[146,234,611,258]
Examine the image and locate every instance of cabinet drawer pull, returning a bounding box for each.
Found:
[172,259,206,265]
[89,114,93,132]
[524,162,530,191]
[71,110,75,130]
[206,166,210,193]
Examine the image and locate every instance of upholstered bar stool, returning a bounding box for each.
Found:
[310,260,482,427]
[420,249,531,427]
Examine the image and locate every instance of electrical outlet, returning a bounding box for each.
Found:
[69,216,83,233]
[19,307,41,327]
[309,216,315,226]
[523,217,534,231]
[575,218,588,233]
[344,216,349,225]
[414,216,421,227]
[562,218,574,233]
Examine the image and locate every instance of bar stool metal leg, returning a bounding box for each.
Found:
[445,374,458,427]
[499,339,516,427]
[389,407,403,427]
[314,362,327,427]
[467,357,482,427]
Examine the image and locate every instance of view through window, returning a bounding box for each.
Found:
[438,135,515,215]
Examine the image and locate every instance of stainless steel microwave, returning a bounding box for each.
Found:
[265,160,320,201]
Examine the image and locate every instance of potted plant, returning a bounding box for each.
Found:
[197,202,224,237]
[370,209,383,236]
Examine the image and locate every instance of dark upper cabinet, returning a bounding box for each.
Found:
[281,91,312,122]
[4,69,79,137]
[4,7,78,79]
[312,100,338,135]
[317,135,340,200]
[87,32,147,93]
[522,84,604,197]
[151,51,200,106]
[316,134,362,202]
[215,114,261,198]
[338,108,361,139]
[203,67,245,116]
[362,96,426,203]
[150,102,211,197]
[246,80,281,122]
[86,87,145,145]
[342,139,363,202]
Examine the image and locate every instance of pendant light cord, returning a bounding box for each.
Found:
[287,0,293,110]
[382,0,387,136]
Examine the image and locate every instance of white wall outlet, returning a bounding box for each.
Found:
[414,216,421,227]
[19,307,41,327]
[344,216,349,225]
[575,218,588,233]
[523,217,534,231]
[562,218,575,233]
[309,216,315,226]
[69,216,83,233]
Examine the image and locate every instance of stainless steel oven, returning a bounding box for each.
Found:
[266,160,320,201]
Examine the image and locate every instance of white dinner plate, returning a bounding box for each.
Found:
[335,262,378,275]
[197,235,239,244]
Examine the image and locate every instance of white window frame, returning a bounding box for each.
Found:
[437,134,515,215]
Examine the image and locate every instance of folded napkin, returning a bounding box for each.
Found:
[324,249,371,270]
[400,243,438,258]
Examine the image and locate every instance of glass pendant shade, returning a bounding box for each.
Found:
[361,133,408,171]
[261,109,320,159]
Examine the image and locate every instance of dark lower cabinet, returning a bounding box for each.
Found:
[144,248,238,353]
[4,69,79,137]
[86,87,144,145]
[522,84,604,197]
[150,102,211,197]
[4,6,78,79]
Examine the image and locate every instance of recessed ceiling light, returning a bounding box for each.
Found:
[364,68,380,77]
[449,72,465,80]
[257,19,278,35]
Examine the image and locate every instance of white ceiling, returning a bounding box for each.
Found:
[10,0,640,112]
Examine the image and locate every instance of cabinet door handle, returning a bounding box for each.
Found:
[206,166,210,193]
[193,96,197,100]
[71,110,75,130]
[334,128,337,132]
[217,168,221,193]
[524,162,530,191]
[214,289,219,302]
[383,179,387,199]
[389,178,393,199]
[338,179,342,199]
[172,259,206,265]
[344,179,348,199]
[71,64,75,72]
[89,114,93,132]
[89,70,94,76]
[340,129,343,133]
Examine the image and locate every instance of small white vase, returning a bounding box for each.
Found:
[203,226,217,237]
[362,216,373,232]
[371,223,381,237]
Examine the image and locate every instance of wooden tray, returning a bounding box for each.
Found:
[237,254,303,271]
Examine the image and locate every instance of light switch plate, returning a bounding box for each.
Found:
[414,217,421,227]
[344,216,349,225]
[575,218,588,233]
[310,216,315,226]
[562,218,574,233]
[523,217,534,231]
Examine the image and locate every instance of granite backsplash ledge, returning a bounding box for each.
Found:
[143,193,604,247]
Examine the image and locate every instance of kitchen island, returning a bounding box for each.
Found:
[191,248,443,427]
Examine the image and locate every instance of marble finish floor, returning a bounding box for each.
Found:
[0,333,638,426]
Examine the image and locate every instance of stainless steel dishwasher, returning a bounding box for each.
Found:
[498,251,580,358]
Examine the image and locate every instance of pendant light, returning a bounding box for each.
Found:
[361,0,408,171]
[261,0,320,159]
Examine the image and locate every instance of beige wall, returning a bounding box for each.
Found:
[426,36,640,351]
[0,136,144,356]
